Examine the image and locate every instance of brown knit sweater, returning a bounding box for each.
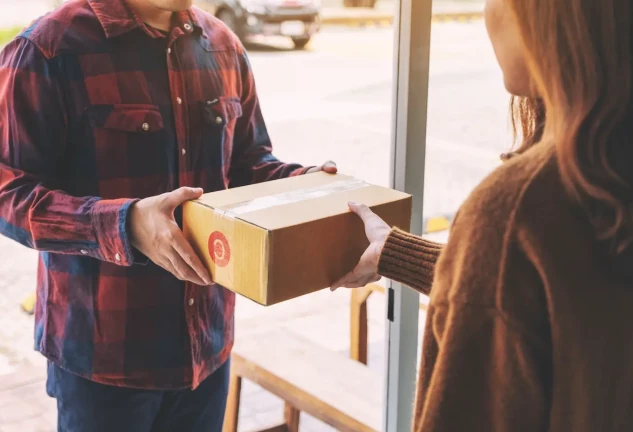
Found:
[378,142,633,431]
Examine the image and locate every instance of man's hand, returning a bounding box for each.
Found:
[306,161,338,174]
[128,187,212,286]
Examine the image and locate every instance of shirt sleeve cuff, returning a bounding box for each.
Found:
[91,198,139,266]
[300,166,315,175]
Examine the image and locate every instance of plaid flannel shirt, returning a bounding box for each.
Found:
[0,0,308,389]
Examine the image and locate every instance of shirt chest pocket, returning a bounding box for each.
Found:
[87,104,164,134]
[85,104,167,196]
[199,97,243,171]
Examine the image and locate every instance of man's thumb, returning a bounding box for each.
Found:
[166,187,204,207]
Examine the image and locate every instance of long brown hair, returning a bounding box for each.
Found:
[507,0,633,254]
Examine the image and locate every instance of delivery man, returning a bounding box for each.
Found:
[0,0,335,430]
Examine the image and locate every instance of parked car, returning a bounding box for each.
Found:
[195,0,321,49]
[343,0,376,7]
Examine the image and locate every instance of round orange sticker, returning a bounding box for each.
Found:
[208,232,231,267]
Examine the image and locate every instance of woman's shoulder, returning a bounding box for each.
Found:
[449,142,559,247]
[459,142,559,228]
[432,142,562,307]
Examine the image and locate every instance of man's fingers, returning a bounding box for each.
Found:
[164,187,204,209]
[306,161,337,174]
[172,233,212,285]
[172,251,207,285]
[159,248,207,286]
[322,161,337,173]
[160,255,185,281]
[166,249,206,285]
[156,258,177,277]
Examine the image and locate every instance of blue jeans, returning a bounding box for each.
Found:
[46,360,230,432]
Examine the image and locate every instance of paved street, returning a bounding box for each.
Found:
[247,23,509,215]
[0,18,508,432]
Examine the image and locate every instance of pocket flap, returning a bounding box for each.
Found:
[87,104,164,133]
[201,98,243,126]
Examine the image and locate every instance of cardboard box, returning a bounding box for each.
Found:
[183,173,412,306]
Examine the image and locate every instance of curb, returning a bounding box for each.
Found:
[423,213,455,234]
[433,11,484,23]
[21,292,36,315]
[320,10,483,28]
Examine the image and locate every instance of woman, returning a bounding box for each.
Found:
[332,0,633,430]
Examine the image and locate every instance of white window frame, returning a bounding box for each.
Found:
[383,0,433,430]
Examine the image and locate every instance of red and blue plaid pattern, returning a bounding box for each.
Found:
[0,0,308,389]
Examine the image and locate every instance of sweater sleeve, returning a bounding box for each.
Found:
[378,228,444,295]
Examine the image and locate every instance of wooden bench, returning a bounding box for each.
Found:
[223,328,382,432]
[350,284,428,364]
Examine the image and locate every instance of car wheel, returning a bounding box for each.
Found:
[292,37,311,50]
[218,9,241,38]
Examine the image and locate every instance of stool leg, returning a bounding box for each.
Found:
[223,372,242,432]
[284,403,300,432]
[350,286,374,365]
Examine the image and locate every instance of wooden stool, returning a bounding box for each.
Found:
[350,284,428,364]
[223,328,381,432]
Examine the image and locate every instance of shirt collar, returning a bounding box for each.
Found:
[87,0,203,39]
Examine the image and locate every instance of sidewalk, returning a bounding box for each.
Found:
[0,364,54,432]
[0,1,484,32]
[321,1,484,27]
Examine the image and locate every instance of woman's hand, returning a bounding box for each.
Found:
[330,202,391,291]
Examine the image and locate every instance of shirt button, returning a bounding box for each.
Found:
[215,116,223,125]
[176,97,182,105]
[115,253,121,262]
[181,148,186,156]
[142,122,150,132]
[167,48,172,54]
[184,23,192,31]
[80,249,88,255]
[188,298,195,306]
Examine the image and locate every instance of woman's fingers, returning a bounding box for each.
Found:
[330,272,380,291]
[328,203,389,292]
[330,265,359,290]
[349,202,391,242]
[349,202,376,223]
[330,274,351,291]
[330,259,380,290]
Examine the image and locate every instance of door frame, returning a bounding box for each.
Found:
[383,0,433,430]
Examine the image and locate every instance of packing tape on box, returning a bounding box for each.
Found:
[215,178,369,219]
